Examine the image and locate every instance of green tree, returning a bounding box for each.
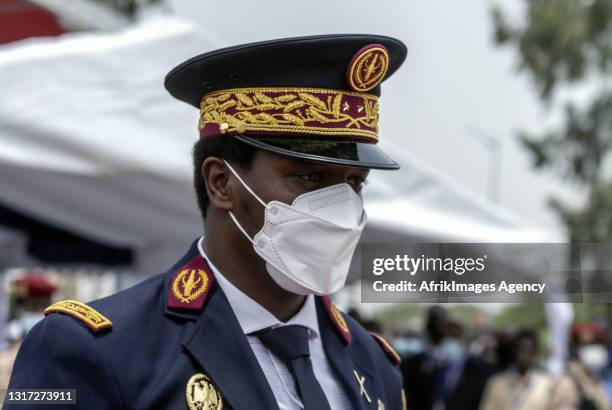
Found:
[492,0,612,243]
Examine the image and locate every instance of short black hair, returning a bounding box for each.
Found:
[192,136,257,220]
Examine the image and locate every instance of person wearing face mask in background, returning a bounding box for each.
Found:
[0,274,56,390]
[402,306,496,410]
[401,306,450,410]
[7,35,408,410]
[601,327,612,405]
[480,329,554,410]
[551,323,610,410]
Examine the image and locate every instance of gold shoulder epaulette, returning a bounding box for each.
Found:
[370,332,401,365]
[44,300,112,334]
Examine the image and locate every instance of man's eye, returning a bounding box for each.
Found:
[297,172,322,182]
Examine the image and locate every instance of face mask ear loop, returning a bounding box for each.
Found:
[228,211,255,244]
[223,160,266,207]
[223,160,265,244]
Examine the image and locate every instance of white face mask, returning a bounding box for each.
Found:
[438,337,465,363]
[577,344,609,374]
[224,160,367,295]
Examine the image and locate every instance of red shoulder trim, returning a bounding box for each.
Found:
[370,332,401,365]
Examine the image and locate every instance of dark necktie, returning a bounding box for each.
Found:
[257,325,331,410]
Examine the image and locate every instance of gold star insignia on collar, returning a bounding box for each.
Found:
[353,370,371,403]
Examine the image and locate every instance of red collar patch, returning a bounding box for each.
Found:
[321,296,352,345]
[167,255,215,311]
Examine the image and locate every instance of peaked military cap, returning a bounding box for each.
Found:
[164,34,407,169]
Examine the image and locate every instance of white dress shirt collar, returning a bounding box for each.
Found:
[197,237,319,337]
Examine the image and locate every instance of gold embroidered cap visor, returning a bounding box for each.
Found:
[164,34,408,170]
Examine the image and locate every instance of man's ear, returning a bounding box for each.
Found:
[202,157,234,211]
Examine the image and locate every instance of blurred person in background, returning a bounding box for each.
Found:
[6,275,57,338]
[602,326,612,404]
[0,274,57,388]
[402,305,495,410]
[392,328,426,361]
[551,323,610,410]
[401,306,448,410]
[480,329,553,410]
[468,330,499,367]
[495,330,519,372]
[347,308,383,334]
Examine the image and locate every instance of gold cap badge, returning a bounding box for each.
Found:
[347,44,390,92]
[186,373,223,410]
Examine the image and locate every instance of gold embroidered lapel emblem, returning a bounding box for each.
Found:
[186,373,223,410]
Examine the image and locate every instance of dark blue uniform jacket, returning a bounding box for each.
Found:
[5,240,404,410]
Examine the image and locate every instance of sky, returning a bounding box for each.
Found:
[167,0,577,234]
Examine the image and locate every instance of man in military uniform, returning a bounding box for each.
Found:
[6,34,407,410]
